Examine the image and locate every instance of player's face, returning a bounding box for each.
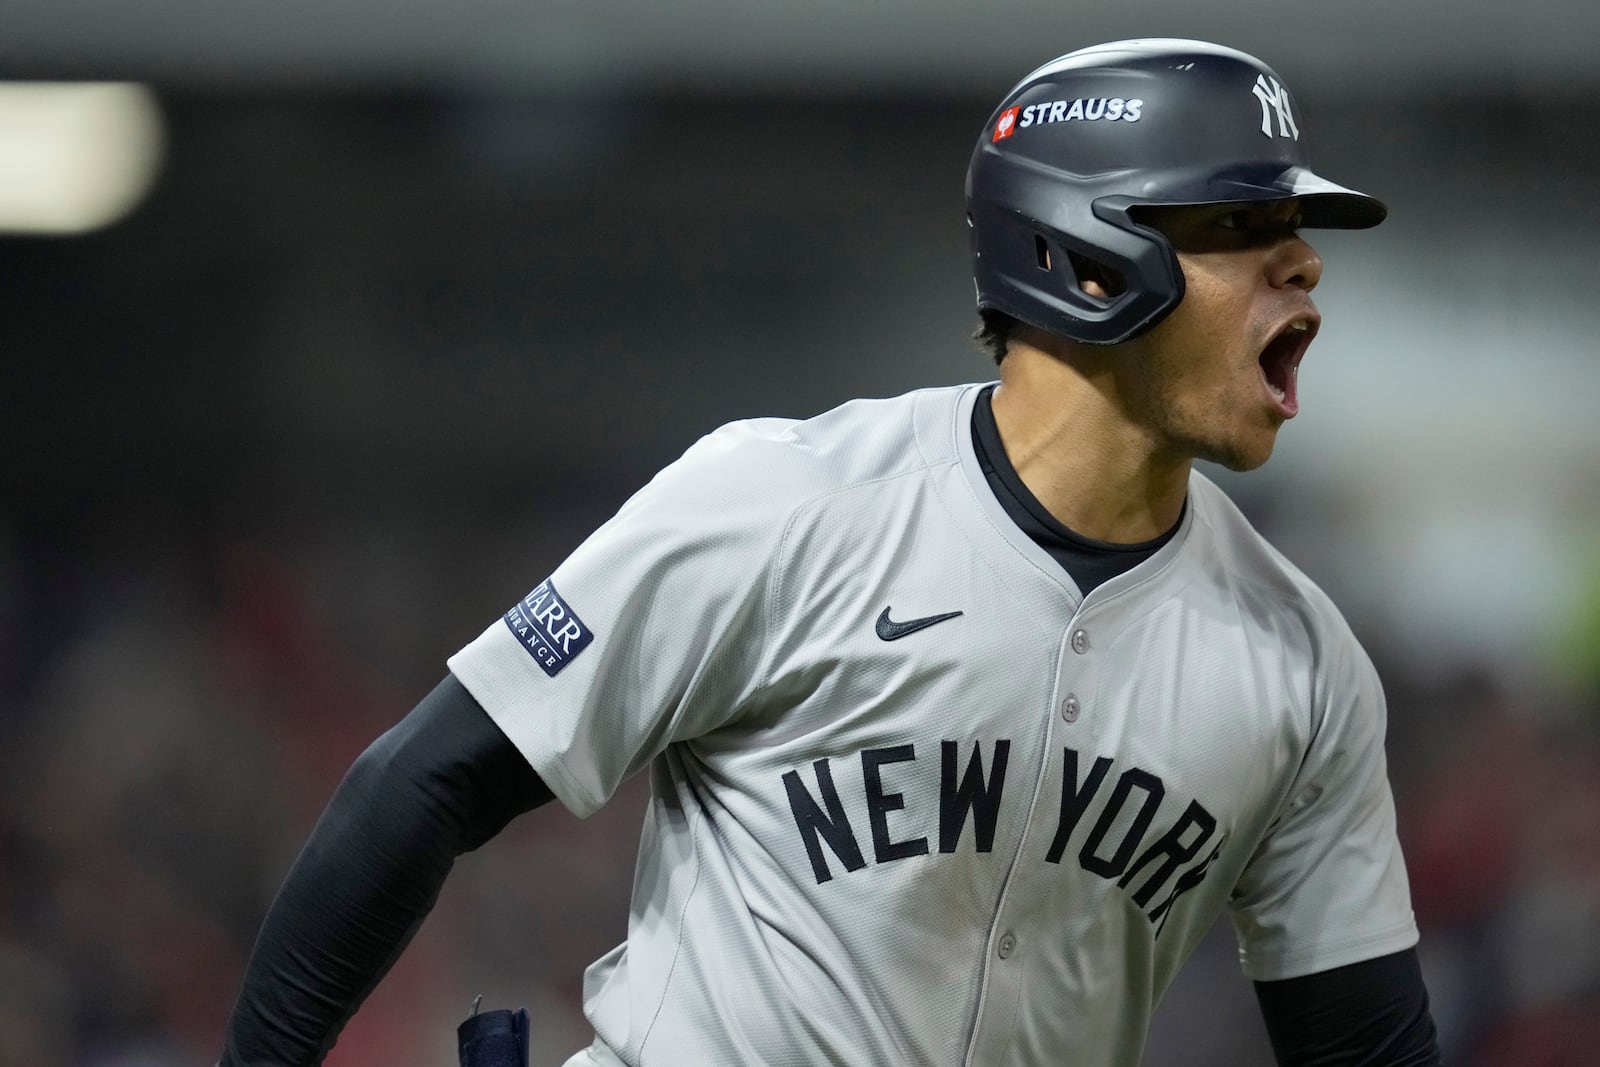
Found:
[1113,199,1323,472]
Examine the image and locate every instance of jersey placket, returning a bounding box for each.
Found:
[963,613,1105,1064]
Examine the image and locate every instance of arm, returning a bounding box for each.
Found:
[219,674,553,1066]
[1253,947,1442,1066]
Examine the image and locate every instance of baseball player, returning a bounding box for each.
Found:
[221,39,1442,1066]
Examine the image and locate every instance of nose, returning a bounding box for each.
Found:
[1270,233,1323,292]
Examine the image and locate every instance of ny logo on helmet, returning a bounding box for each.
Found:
[1251,74,1299,140]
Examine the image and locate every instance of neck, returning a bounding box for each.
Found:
[989,337,1190,544]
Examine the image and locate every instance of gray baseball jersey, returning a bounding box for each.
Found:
[448,382,1418,1066]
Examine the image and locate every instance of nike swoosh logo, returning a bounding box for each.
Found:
[875,606,964,641]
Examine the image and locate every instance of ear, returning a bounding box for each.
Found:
[1067,250,1126,302]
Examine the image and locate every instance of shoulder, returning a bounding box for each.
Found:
[643,384,974,515]
[1186,472,1373,687]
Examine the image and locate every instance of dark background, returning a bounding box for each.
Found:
[4,5,1599,1064]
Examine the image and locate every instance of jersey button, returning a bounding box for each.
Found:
[1061,694,1080,722]
[997,932,1017,959]
[1071,629,1089,654]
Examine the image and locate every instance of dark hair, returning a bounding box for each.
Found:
[972,307,1017,365]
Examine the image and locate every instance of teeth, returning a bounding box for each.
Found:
[1288,319,1309,332]
[1267,381,1286,401]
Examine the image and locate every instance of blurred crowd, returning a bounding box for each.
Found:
[1,485,1596,1067]
[0,502,646,1066]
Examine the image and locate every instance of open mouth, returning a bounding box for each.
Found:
[1257,317,1315,416]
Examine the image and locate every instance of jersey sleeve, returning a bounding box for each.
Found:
[1228,624,1419,981]
[447,422,791,818]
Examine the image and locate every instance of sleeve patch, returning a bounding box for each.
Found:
[502,579,594,677]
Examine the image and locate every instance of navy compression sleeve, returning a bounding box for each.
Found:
[219,674,552,1066]
[1253,948,1443,1066]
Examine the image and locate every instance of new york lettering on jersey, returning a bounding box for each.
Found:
[781,741,1222,931]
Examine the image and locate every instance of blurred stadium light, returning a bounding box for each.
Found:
[0,82,163,234]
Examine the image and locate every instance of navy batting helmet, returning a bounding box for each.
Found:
[966,39,1385,346]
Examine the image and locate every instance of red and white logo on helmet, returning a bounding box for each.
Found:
[992,106,1020,142]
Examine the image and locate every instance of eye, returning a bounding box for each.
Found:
[1215,210,1252,231]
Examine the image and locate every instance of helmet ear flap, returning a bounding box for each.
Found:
[969,177,1186,345]
[1033,233,1123,299]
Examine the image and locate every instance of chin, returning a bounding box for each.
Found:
[1191,430,1279,472]
[1212,449,1273,473]
[1156,393,1284,472]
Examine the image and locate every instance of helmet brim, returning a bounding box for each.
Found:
[1138,164,1386,229]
